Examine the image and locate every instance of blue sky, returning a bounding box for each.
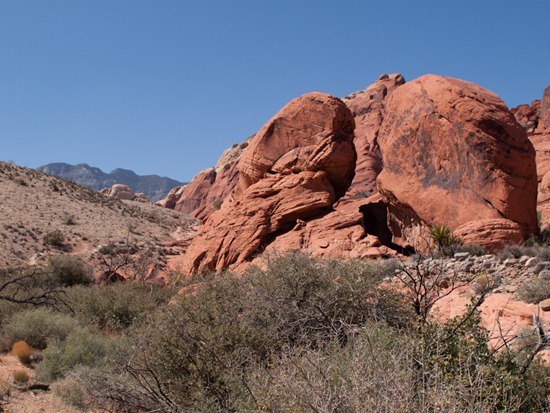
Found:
[1,1,548,182]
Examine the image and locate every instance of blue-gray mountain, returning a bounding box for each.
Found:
[37,163,184,202]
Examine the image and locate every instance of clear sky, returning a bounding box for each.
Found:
[1,1,548,182]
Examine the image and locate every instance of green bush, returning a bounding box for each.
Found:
[3,308,80,349]
[47,255,91,287]
[99,253,413,411]
[429,224,463,251]
[64,283,177,331]
[517,278,550,303]
[42,229,65,247]
[36,328,117,382]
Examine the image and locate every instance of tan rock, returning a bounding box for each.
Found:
[377,74,538,250]
[100,184,137,201]
[540,298,550,312]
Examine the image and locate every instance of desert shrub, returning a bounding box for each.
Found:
[429,224,463,251]
[36,328,118,382]
[212,198,223,210]
[96,253,414,411]
[11,341,32,364]
[516,278,550,303]
[64,283,177,331]
[3,308,80,349]
[42,229,65,247]
[12,369,29,384]
[47,255,91,287]
[499,244,537,260]
[51,368,89,408]
[245,325,416,413]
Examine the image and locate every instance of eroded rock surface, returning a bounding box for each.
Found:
[513,86,550,228]
[164,139,251,220]
[341,73,405,199]
[377,74,538,251]
[180,92,356,273]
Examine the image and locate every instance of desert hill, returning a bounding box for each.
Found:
[0,161,196,271]
[37,162,185,202]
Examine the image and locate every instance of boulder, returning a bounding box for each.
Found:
[100,184,139,201]
[236,93,356,198]
[180,92,356,273]
[377,74,538,251]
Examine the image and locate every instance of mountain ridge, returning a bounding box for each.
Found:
[37,162,185,202]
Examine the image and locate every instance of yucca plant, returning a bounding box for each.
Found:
[429,224,463,250]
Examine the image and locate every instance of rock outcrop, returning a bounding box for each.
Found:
[180,92,356,273]
[341,73,405,199]
[164,139,251,220]
[377,74,538,251]
[512,86,550,228]
[100,184,150,202]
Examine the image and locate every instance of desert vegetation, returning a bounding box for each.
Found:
[0,252,547,412]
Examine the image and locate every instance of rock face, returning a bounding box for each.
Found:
[512,86,550,228]
[164,139,250,220]
[377,75,538,251]
[181,92,356,273]
[341,73,405,198]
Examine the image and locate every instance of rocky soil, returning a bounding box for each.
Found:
[0,161,197,275]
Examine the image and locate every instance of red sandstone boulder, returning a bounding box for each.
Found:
[513,86,550,228]
[180,92,356,273]
[377,74,538,251]
[236,93,356,198]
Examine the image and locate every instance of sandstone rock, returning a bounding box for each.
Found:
[377,74,538,251]
[180,92,356,273]
[157,185,187,209]
[161,138,251,220]
[513,86,550,228]
[236,92,356,198]
[261,195,397,261]
[341,73,405,199]
[100,184,137,201]
[540,298,550,311]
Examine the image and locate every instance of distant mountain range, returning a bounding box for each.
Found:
[37,163,185,202]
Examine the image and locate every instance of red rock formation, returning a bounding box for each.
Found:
[512,86,550,228]
[180,92,356,273]
[377,74,538,251]
[163,139,250,220]
[341,73,405,199]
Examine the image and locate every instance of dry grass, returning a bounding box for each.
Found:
[11,341,32,365]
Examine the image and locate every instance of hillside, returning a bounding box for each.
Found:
[0,161,196,271]
[37,162,185,202]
